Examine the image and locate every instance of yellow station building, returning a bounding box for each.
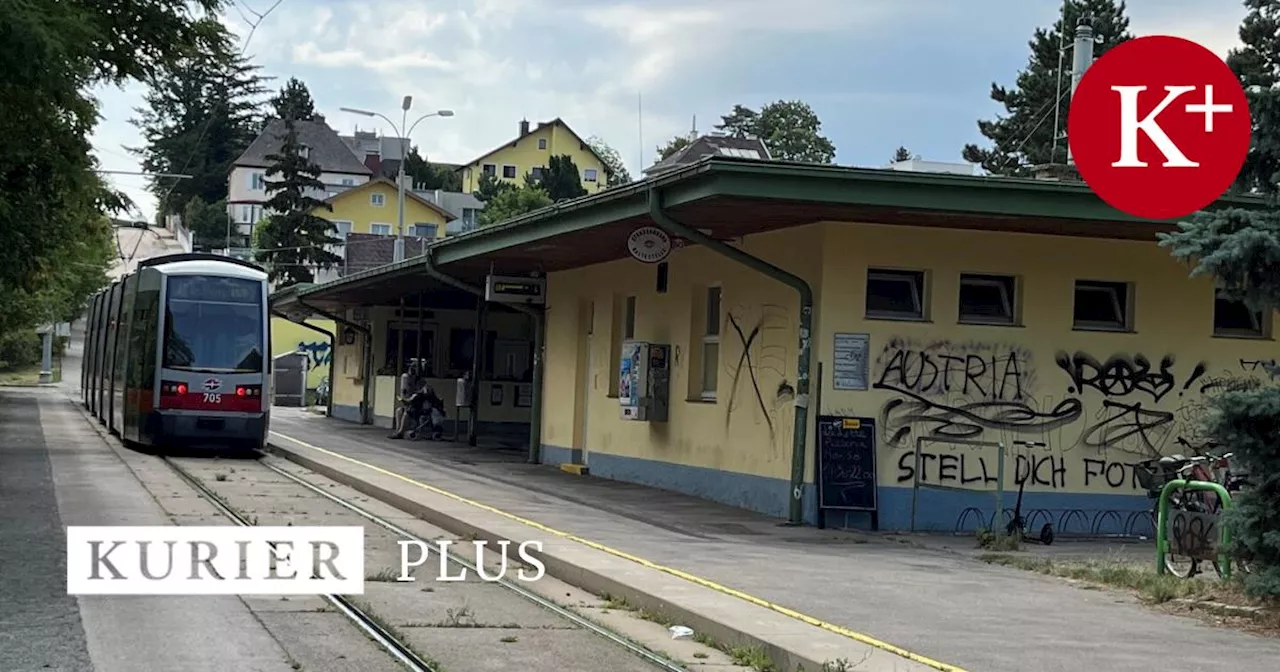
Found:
[272,157,1274,533]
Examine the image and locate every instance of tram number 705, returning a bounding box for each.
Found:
[203,392,222,404]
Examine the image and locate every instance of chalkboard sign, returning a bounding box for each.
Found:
[817,415,878,512]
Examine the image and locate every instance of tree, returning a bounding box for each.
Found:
[1227,0,1280,194]
[0,0,226,337]
[253,118,340,286]
[715,100,836,163]
[474,172,516,202]
[892,146,915,162]
[655,136,692,162]
[478,186,553,227]
[586,136,632,186]
[130,35,268,216]
[962,0,1132,175]
[535,155,588,201]
[182,196,229,249]
[1154,0,1280,598]
[402,147,462,191]
[270,77,316,121]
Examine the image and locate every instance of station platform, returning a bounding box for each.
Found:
[267,409,1280,672]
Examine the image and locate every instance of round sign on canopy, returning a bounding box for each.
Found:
[627,226,672,264]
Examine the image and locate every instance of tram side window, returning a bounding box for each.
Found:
[163,275,264,373]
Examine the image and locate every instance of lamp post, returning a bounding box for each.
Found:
[340,100,454,262]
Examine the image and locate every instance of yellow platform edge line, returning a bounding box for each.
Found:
[268,430,968,672]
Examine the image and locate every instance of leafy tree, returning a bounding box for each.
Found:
[1227,0,1280,194]
[403,147,462,191]
[478,186,553,227]
[655,136,692,162]
[0,0,225,337]
[1155,0,1280,598]
[130,34,268,216]
[270,77,316,121]
[253,117,340,287]
[474,172,515,202]
[182,196,229,249]
[534,155,588,201]
[892,146,915,162]
[586,136,632,186]
[714,100,836,163]
[962,0,1132,175]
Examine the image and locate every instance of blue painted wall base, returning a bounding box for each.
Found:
[541,444,1154,534]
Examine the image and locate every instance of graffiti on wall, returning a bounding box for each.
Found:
[297,340,332,368]
[875,338,1277,494]
[723,303,793,448]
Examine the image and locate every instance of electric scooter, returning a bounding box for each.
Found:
[1005,440,1055,545]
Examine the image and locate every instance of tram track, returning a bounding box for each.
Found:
[162,453,690,672]
[163,455,440,672]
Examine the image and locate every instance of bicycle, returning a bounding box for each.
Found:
[1136,448,1254,578]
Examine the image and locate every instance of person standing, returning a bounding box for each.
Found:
[388,362,418,439]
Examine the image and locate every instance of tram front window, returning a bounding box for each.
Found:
[163,275,264,373]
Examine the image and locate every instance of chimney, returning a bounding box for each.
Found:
[519,118,530,136]
[1067,15,1095,164]
[313,113,326,125]
[364,151,381,174]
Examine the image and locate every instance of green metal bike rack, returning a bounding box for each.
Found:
[1155,479,1234,578]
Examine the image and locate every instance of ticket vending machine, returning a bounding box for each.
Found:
[618,341,671,422]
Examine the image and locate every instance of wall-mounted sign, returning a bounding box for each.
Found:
[627,226,671,264]
[485,274,546,306]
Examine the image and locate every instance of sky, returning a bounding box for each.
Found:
[88,0,1251,223]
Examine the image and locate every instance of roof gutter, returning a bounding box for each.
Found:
[271,309,336,419]
[297,298,374,426]
[647,188,814,526]
[422,248,545,465]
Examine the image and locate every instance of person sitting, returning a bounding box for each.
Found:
[388,363,421,440]
[412,381,446,440]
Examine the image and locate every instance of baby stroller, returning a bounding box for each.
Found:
[405,385,446,441]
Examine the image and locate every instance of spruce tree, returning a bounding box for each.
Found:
[962,0,1132,175]
[270,77,316,121]
[892,146,914,162]
[253,118,340,287]
[1157,0,1280,597]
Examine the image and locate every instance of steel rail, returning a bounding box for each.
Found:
[255,458,688,672]
[162,457,438,672]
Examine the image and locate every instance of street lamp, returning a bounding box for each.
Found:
[339,101,454,262]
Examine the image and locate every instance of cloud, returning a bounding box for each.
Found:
[88,0,1258,224]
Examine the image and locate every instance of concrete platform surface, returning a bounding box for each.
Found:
[268,410,1280,672]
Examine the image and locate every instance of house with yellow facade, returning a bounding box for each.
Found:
[458,119,611,195]
[273,156,1275,534]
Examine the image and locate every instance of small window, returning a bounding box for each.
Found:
[332,221,353,240]
[584,168,598,183]
[701,286,721,399]
[250,172,266,190]
[482,164,496,176]
[537,138,547,150]
[530,167,545,181]
[371,224,392,236]
[1073,280,1131,331]
[299,145,311,159]
[412,223,437,239]
[502,165,517,179]
[866,269,925,320]
[959,273,1016,325]
[342,178,355,186]
[1214,293,1267,338]
[624,296,636,339]
[371,193,386,207]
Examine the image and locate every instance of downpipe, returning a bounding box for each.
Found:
[422,248,545,465]
[297,298,374,425]
[647,189,814,526]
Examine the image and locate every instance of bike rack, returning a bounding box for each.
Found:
[1155,479,1234,578]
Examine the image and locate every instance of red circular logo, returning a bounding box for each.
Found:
[1068,35,1251,220]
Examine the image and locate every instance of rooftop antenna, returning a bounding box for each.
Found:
[1066,12,1096,165]
[692,114,697,139]
[1050,0,1069,163]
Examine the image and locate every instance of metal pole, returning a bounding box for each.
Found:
[468,297,486,447]
[528,310,545,464]
[911,436,923,532]
[995,442,1006,534]
[394,109,407,263]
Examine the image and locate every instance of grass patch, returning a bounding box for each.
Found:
[499,635,518,643]
[0,363,57,386]
[978,553,1252,605]
[728,645,777,671]
[365,568,401,582]
[347,598,445,670]
[976,528,1021,552]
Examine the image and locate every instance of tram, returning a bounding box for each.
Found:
[84,253,271,451]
